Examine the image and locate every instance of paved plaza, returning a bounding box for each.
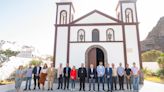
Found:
[0,80,164,92]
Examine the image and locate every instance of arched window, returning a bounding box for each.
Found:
[125,8,133,23]
[106,28,115,41]
[92,29,99,42]
[77,29,85,42]
[60,10,67,24]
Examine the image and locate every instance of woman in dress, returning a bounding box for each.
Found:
[39,63,48,90]
[70,66,77,91]
[15,65,24,92]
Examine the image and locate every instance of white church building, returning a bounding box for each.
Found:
[53,0,142,68]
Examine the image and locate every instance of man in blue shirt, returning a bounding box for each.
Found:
[117,63,125,90]
[24,64,33,91]
[105,63,113,92]
[97,62,105,91]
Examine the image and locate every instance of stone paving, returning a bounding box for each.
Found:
[1,80,164,92]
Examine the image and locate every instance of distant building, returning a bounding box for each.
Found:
[53,0,142,68]
[17,46,38,58]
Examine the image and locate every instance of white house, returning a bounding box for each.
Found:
[53,0,142,68]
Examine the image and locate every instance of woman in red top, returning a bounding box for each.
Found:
[70,66,77,91]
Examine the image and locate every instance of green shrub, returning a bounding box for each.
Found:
[142,50,162,62]
[0,49,19,57]
[142,68,154,76]
[156,68,164,77]
[30,59,42,66]
[156,54,164,68]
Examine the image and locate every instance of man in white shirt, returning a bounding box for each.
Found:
[131,62,140,91]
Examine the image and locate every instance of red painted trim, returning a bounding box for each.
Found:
[135,3,138,22]
[69,4,71,23]
[55,4,59,24]
[56,2,75,12]
[67,26,71,64]
[70,41,123,43]
[116,0,136,11]
[53,4,59,67]
[122,25,127,68]
[70,10,122,24]
[55,23,139,27]
[53,26,58,67]
[120,3,123,22]
[136,24,142,68]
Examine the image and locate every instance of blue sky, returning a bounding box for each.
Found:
[0,0,164,55]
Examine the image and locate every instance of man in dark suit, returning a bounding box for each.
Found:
[88,64,96,91]
[63,63,71,90]
[78,63,87,91]
[32,64,41,90]
[105,63,113,92]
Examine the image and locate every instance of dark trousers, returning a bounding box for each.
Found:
[126,76,131,89]
[118,75,124,90]
[112,76,117,90]
[98,76,104,91]
[58,75,63,89]
[89,78,95,90]
[107,77,113,91]
[79,78,85,90]
[33,76,40,89]
[64,77,69,89]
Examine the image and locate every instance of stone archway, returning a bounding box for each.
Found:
[85,45,108,68]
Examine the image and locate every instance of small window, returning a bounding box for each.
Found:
[77,29,85,42]
[125,8,133,23]
[92,29,99,42]
[106,28,115,41]
[60,10,67,24]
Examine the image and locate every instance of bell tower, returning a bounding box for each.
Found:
[116,0,138,23]
[56,0,75,25]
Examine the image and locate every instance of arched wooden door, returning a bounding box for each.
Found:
[88,48,97,68]
[87,48,104,68]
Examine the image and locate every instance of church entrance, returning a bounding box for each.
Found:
[87,48,105,68]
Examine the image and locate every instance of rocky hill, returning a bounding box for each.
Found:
[141,17,164,52]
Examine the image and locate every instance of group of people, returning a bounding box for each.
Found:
[15,63,55,92]
[15,61,140,92]
[57,62,140,92]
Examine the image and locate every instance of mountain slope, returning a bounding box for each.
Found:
[141,17,164,52]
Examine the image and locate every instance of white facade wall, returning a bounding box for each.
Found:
[69,43,124,68]
[55,27,68,67]
[125,25,140,68]
[70,25,123,42]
